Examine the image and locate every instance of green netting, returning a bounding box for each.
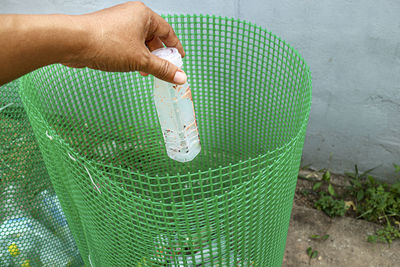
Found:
[18,15,311,267]
[0,80,83,266]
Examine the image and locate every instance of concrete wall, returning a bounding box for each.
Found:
[2,1,400,181]
[238,0,400,182]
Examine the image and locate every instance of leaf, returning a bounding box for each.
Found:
[353,180,362,188]
[345,201,356,211]
[328,184,335,196]
[367,176,376,185]
[311,250,318,259]
[357,190,364,201]
[360,165,381,178]
[357,209,373,219]
[306,247,313,257]
[345,172,356,178]
[391,182,400,194]
[367,235,377,243]
[394,163,400,173]
[321,234,330,240]
[355,165,359,177]
[313,182,322,191]
[323,170,331,182]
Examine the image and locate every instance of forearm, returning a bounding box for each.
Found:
[0,14,89,85]
[0,2,186,86]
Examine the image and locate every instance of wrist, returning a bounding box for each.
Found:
[17,14,91,65]
[50,14,92,64]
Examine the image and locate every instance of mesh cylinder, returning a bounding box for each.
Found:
[0,80,83,266]
[19,15,311,267]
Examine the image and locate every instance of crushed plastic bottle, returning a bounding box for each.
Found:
[34,190,78,251]
[152,47,201,162]
[0,218,42,267]
[34,190,82,265]
[0,184,41,266]
[0,185,73,266]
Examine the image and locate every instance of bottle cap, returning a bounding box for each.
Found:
[151,47,183,68]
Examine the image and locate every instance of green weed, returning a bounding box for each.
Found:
[345,165,400,243]
[307,164,400,244]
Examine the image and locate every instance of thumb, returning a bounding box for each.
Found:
[142,53,187,85]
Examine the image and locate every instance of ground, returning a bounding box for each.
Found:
[282,170,400,267]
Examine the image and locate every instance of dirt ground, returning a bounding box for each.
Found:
[282,170,400,267]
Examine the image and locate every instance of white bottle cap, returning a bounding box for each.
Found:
[152,47,183,68]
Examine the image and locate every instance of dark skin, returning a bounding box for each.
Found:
[0,1,187,86]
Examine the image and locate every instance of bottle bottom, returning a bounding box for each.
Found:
[166,141,201,163]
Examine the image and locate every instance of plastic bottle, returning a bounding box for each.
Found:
[152,47,201,162]
[169,240,223,267]
[0,185,73,266]
[0,218,43,267]
[34,190,82,265]
[34,191,78,249]
[39,236,73,267]
[0,184,41,266]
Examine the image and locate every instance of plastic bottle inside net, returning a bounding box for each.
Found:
[0,185,72,266]
[152,47,201,162]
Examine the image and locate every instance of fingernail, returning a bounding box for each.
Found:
[173,70,187,84]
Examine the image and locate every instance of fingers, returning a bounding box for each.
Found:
[141,36,165,77]
[145,36,164,51]
[148,12,185,58]
[141,53,187,84]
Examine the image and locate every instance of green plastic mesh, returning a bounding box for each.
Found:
[0,80,83,266]
[18,15,311,267]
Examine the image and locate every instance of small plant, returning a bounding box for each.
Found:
[312,170,336,197]
[346,165,380,205]
[312,170,347,217]
[306,247,318,263]
[368,222,400,245]
[345,164,400,244]
[357,183,390,221]
[393,163,400,173]
[303,163,400,244]
[314,194,346,217]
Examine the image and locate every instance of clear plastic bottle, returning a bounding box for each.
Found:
[0,185,73,266]
[152,47,201,163]
[34,190,81,261]
[0,184,41,266]
[0,218,43,267]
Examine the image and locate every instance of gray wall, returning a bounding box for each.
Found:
[2,0,400,181]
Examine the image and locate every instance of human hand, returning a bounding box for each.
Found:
[66,2,187,84]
